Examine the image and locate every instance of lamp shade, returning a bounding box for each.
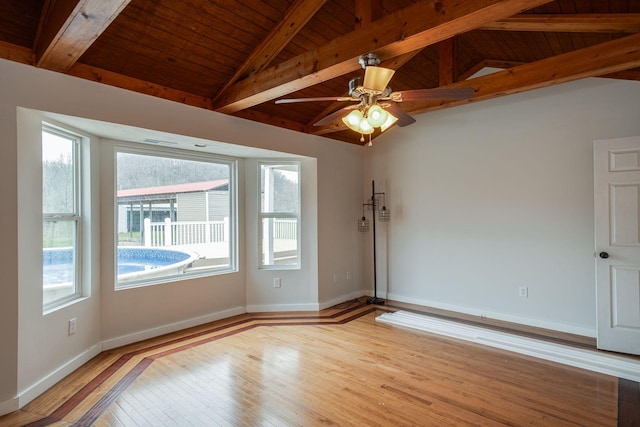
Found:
[359,118,374,135]
[367,105,388,127]
[342,109,363,131]
[379,206,390,222]
[342,109,375,134]
[380,113,398,132]
[363,66,395,92]
[358,217,370,232]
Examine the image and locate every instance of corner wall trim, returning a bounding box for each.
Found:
[377,310,640,382]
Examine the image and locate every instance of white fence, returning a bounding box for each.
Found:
[273,218,297,240]
[144,218,228,247]
[143,218,297,247]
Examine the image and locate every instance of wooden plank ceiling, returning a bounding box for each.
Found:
[2,0,639,145]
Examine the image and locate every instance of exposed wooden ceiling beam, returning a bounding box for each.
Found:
[439,38,457,86]
[34,0,130,72]
[480,13,640,33]
[233,110,308,133]
[212,0,328,103]
[0,41,34,65]
[212,0,553,114]
[601,69,640,81]
[354,0,383,29]
[67,63,213,109]
[312,33,640,136]
[408,32,640,115]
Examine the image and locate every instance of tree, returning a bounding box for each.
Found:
[116,152,229,190]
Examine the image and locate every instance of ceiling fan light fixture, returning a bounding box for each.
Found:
[342,109,364,132]
[359,119,374,135]
[343,104,397,137]
[342,109,373,134]
[275,53,474,143]
[380,113,399,132]
[366,105,388,127]
[363,66,395,92]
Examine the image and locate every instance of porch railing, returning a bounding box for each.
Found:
[143,217,297,247]
[143,217,229,247]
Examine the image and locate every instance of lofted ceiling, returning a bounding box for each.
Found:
[2,0,640,145]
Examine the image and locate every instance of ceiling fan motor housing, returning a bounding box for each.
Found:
[359,53,381,69]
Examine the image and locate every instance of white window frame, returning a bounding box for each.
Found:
[258,161,301,270]
[114,145,238,289]
[42,126,82,311]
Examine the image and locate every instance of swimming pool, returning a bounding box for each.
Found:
[43,246,198,286]
[116,247,198,283]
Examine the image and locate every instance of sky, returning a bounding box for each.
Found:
[42,130,74,163]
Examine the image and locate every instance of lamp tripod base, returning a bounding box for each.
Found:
[366,296,385,305]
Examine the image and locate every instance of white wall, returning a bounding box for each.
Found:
[0,92,20,414]
[316,148,365,305]
[366,76,640,336]
[244,152,366,311]
[244,157,319,311]
[17,109,102,401]
[0,58,364,413]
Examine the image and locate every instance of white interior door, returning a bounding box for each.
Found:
[594,136,640,355]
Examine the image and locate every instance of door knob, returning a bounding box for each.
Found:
[599,252,609,259]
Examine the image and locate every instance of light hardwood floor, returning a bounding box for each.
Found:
[1,300,636,426]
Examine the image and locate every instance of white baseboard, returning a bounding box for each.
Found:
[377,310,640,382]
[2,306,247,416]
[0,396,18,417]
[247,289,371,313]
[246,302,320,312]
[102,306,246,350]
[387,292,596,338]
[318,290,368,310]
[0,344,103,416]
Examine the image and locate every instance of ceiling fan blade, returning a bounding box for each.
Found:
[275,96,356,104]
[383,104,416,127]
[363,66,395,92]
[313,105,359,127]
[389,87,474,102]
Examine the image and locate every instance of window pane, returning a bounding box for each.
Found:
[260,218,298,266]
[42,128,80,310]
[43,131,75,214]
[260,165,299,213]
[259,163,300,269]
[116,152,234,287]
[43,220,77,306]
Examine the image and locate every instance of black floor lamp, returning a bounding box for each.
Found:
[358,180,390,305]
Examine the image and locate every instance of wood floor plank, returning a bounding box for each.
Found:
[0,301,630,426]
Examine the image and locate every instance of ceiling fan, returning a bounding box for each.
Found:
[275,53,474,141]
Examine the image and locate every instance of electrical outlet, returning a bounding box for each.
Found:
[518,286,528,298]
[68,318,77,335]
[333,274,337,284]
[346,271,351,280]
[273,278,281,288]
